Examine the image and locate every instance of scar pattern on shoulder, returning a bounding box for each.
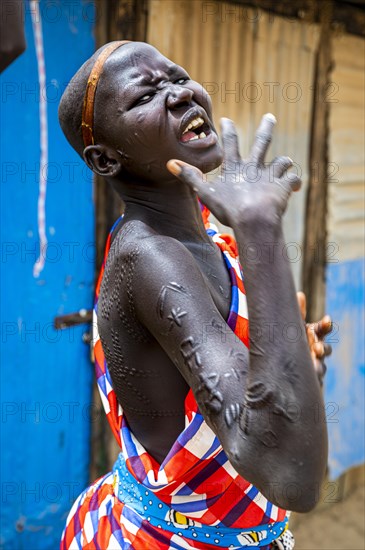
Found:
[157,282,188,333]
[179,336,223,414]
[196,371,224,414]
[237,378,298,441]
[180,337,202,372]
[245,382,274,409]
[101,329,152,408]
[228,348,248,374]
[224,402,241,427]
[167,307,187,330]
[99,241,149,340]
[238,381,273,439]
[157,282,187,315]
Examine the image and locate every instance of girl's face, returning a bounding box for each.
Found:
[95,42,223,182]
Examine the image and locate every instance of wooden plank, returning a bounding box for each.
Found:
[223,0,365,37]
[301,1,333,322]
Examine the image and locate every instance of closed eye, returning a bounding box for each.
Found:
[130,92,155,108]
[138,92,155,103]
[129,75,190,109]
[174,77,189,85]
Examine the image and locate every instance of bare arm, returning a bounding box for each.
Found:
[131,229,326,512]
[162,114,328,511]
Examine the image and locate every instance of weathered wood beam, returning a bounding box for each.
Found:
[109,0,149,41]
[302,1,333,322]
[224,0,365,37]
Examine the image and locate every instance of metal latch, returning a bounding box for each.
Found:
[54,309,94,362]
[54,308,92,329]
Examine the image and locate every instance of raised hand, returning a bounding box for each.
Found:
[167,116,328,511]
[167,114,301,228]
[297,291,332,385]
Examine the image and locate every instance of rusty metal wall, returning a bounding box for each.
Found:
[325,31,365,479]
[328,32,365,262]
[147,0,320,287]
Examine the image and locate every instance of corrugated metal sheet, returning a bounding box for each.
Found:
[325,32,365,479]
[147,0,320,286]
[328,33,365,261]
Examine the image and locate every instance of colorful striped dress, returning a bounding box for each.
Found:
[61,207,295,550]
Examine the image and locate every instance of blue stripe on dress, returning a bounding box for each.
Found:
[97,371,107,398]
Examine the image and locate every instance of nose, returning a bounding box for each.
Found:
[166,86,194,110]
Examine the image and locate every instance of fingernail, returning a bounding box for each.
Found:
[264,113,277,124]
[167,160,181,176]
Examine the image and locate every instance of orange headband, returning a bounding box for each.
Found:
[81,40,130,148]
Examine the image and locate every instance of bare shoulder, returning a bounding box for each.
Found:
[102,221,207,323]
[110,220,201,280]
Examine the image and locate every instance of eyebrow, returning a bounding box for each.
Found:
[166,64,179,75]
[134,64,182,87]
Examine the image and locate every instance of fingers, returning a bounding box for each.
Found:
[167,159,203,190]
[271,156,293,178]
[297,291,307,321]
[221,118,241,163]
[306,315,332,338]
[249,113,276,166]
[313,341,332,359]
[166,159,211,203]
[271,157,301,195]
[308,316,332,344]
[323,343,332,357]
[306,313,332,382]
[306,314,332,361]
[281,172,302,192]
[306,323,316,350]
[315,315,332,338]
[315,343,332,358]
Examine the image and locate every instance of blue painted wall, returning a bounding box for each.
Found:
[0,1,95,547]
[325,258,365,479]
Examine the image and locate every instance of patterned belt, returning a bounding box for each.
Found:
[112,454,294,549]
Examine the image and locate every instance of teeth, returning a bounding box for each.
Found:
[183,116,205,134]
[187,131,207,142]
[191,117,203,128]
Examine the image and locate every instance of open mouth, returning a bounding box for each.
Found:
[180,116,211,143]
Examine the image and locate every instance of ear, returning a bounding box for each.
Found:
[83,144,122,178]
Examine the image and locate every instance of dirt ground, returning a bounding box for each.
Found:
[291,484,365,550]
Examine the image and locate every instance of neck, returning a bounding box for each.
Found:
[110,176,211,243]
